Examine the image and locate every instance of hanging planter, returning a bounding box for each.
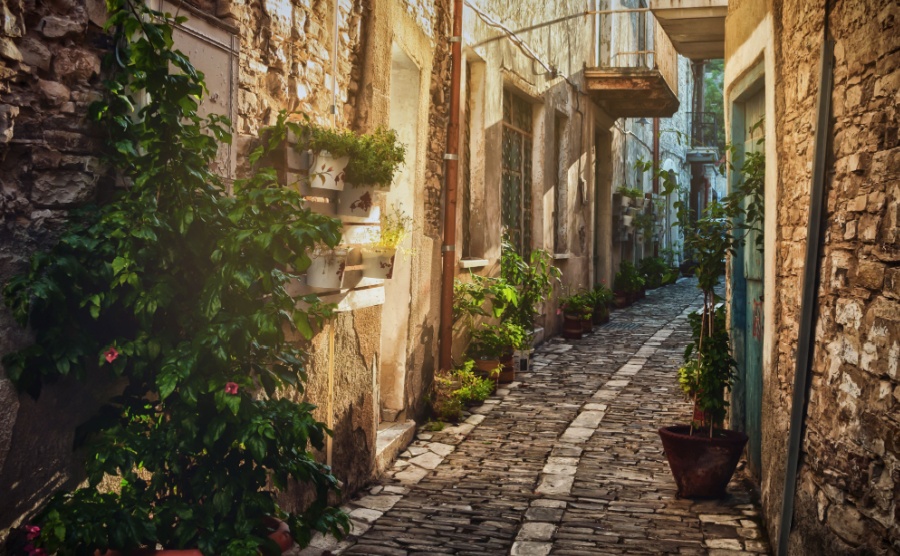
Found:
[306,247,349,290]
[361,247,397,279]
[337,186,383,221]
[309,150,349,191]
[622,214,634,228]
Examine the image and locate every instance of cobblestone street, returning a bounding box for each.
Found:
[302,280,772,555]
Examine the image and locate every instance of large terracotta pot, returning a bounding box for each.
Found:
[612,291,629,309]
[472,358,500,379]
[497,352,515,383]
[658,425,749,499]
[592,305,610,325]
[562,313,583,340]
[581,315,593,333]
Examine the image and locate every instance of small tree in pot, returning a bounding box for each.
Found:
[658,143,764,498]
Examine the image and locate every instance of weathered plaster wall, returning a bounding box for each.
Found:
[726,0,899,552]
[459,1,598,337]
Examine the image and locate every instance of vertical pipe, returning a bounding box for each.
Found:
[326,324,335,467]
[331,0,339,126]
[777,36,834,556]
[652,116,659,256]
[438,0,464,373]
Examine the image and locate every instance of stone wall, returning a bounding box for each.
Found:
[0,0,114,537]
[767,0,899,552]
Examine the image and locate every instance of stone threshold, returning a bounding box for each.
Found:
[374,419,416,477]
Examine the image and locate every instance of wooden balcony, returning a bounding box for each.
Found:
[585,66,679,118]
[650,0,727,60]
[586,15,680,118]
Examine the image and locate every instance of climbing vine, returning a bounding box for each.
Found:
[3,1,348,553]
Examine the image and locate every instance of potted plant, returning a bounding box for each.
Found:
[467,321,526,384]
[589,283,613,325]
[1,4,349,554]
[499,233,561,369]
[613,261,644,306]
[360,204,411,280]
[559,292,591,339]
[430,359,496,422]
[300,124,359,191]
[307,244,350,289]
[615,185,641,209]
[338,127,406,221]
[659,192,754,499]
[639,256,668,290]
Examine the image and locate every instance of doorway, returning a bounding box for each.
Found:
[731,86,765,475]
[379,43,420,423]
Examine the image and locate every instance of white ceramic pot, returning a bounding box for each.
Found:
[633,197,646,210]
[310,151,350,191]
[337,186,382,222]
[361,247,397,279]
[307,248,349,289]
[619,195,633,208]
[622,214,634,228]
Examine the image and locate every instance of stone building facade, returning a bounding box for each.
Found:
[0,0,452,538]
[0,0,697,544]
[723,0,899,553]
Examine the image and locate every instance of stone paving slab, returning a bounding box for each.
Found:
[295,279,772,555]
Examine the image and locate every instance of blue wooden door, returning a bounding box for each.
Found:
[741,91,765,474]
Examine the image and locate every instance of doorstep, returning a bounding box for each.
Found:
[374,419,416,476]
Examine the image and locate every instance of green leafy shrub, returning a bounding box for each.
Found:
[587,283,613,308]
[452,273,519,325]
[559,291,593,318]
[468,321,527,360]
[499,233,561,332]
[613,261,645,294]
[639,256,669,289]
[678,306,737,429]
[344,127,407,186]
[2,2,348,554]
[430,360,495,422]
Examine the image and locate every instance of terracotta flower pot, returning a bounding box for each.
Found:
[658,425,748,499]
[95,518,293,556]
[472,358,500,379]
[592,305,610,325]
[612,292,629,309]
[497,352,515,383]
[581,315,593,333]
[562,313,583,340]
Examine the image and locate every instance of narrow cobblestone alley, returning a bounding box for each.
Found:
[302,279,771,556]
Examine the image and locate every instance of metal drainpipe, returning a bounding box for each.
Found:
[438,0,464,373]
[777,36,834,556]
[652,116,659,257]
